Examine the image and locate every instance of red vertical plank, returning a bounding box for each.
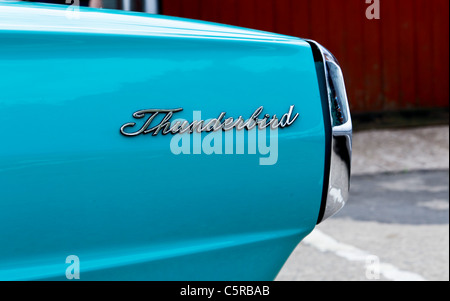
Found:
[309,0,329,47]
[396,0,416,109]
[362,0,383,111]
[198,0,218,23]
[326,0,346,62]
[415,0,434,108]
[219,0,239,25]
[431,0,450,107]
[273,0,292,36]
[326,0,352,110]
[290,0,310,38]
[161,0,182,16]
[255,0,274,32]
[181,0,201,20]
[342,0,365,112]
[380,0,400,110]
[238,0,257,29]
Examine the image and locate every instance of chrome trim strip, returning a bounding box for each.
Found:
[307,40,353,223]
[122,0,131,11]
[144,0,159,14]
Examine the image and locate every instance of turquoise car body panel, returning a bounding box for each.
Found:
[0,1,325,280]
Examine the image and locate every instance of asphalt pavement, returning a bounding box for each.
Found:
[276,125,449,281]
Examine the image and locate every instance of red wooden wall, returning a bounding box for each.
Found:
[161,0,449,113]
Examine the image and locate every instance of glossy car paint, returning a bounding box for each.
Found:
[0,1,326,280]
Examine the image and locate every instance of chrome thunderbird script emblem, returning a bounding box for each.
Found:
[120,106,299,137]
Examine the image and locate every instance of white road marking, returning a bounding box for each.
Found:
[303,229,427,281]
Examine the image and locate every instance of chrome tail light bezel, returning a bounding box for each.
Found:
[306,40,353,224]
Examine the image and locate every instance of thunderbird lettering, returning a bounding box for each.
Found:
[120,105,299,137]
